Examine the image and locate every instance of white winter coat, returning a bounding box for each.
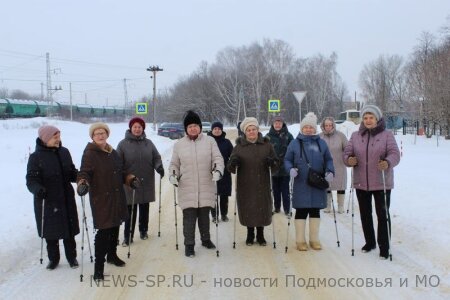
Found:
[169,133,224,210]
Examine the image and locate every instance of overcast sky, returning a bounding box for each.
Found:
[1,0,449,107]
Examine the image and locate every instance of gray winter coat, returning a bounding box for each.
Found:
[169,133,224,210]
[343,119,400,191]
[227,133,280,227]
[319,122,348,191]
[117,130,163,205]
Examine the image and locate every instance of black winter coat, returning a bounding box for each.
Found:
[208,131,233,196]
[265,124,294,177]
[26,138,80,239]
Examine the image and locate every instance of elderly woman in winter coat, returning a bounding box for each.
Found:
[343,105,400,260]
[169,110,224,258]
[117,117,164,246]
[26,125,80,270]
[284,112,334,251]
[319,117,348,213]
[77,122,139,281]
[207,121,234,223]
[265,116,294,215]
[227,117,280,246]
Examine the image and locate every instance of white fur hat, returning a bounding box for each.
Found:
[300,112,318,132]
[240,117,259,133]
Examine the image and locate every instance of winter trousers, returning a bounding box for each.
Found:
[356,189,391,252]
[123,203,150,240]
[46,236,77,262]
[211,195,229,218]
[94,226,120,265]
[182,207,211,246]
[272,176,291,214]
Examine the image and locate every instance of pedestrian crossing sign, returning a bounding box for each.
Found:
[136,103,148,115]
[268,99,280,112]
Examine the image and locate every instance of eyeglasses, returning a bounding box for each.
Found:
[93,132,107,137]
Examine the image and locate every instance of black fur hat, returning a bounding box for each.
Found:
[183,110,202,133]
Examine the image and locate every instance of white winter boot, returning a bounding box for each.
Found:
[337,194,345,214]
[323,193,332,213]
[295,220,308,251]
[309,218,322,250]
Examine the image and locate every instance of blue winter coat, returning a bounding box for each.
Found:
[207,131,233,196]
[284,134,335,209]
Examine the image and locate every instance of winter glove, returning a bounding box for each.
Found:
[169,174,179,187]
[37,188,47,199]
[378,160,389,171]
[130,177,141,189]
[77,182,89,196]
[325,172,334,183]
[228,157,240,170]
[266,157,276,168]
[156,166,165,178]
[347,156,358,166]
[289,168,298,178]
[212,170,222,182]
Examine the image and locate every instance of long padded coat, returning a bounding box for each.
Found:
[284,134,335,209]
[169,133,224,210]
[319,126,348,191]
[227,133,280,227]
[207,131,233,196]
[117,130,163,205]
[26,138,80,239]
[77,142,129,230]
[343,119,400,191]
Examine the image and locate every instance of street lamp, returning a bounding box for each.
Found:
[146,65,163,130]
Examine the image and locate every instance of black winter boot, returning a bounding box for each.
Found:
[185,245,195,257]
[107,226,125,267]
[93,263,104,281]
[246,227,255,246]
[201,240,216,249]
[256,227,267,246]
[46,260,59,270]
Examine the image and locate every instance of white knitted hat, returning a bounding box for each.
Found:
[300,112,318,132]
[361,104,383,121]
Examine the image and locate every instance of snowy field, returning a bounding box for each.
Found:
[0,117,449,300]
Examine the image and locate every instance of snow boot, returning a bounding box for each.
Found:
[294,220,308,251]
[361,244,376,253]
[93,263,104,281]
[246,227,255,246]
[107,253,126,267]
[185,245,195,257]
[201,240,216,249]
[337,194,345,214]
[46,260,59,270]
[323,193,332,213]
[309,218,322,250]
[140,231,149,240]
[256,227,267,246]
[68,258,79,269]
[107,227,125,267]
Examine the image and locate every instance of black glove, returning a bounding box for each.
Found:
[130,177,141,189]
[77,183,89,196]
[266,157,275,167]
[156,166,165,178]
[37,188,46,199]
[229,157,240,169]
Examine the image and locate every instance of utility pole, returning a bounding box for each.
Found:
[45,52,62,116]
[123,78,128,118]
[40,82,44,100]
[69,83,73,121]
[146,65,163,130]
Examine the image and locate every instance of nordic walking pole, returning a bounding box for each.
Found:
[158,176,162,237]
[80,196,85,282]
[381,168,393,261]
[233,166,238,249]
[351,168,355,256]
[269,166,276,249]
[347,168,353,214]
[81,195,93,263]
[331,193,340,247]
[173,170,179,250]
[215,181,220,257]
[127,189,136,258]
[285,178,294,253]
[40,198,45,265]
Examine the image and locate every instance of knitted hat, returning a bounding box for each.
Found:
[183,110,202,133]
[211,121,223,131]
[361,104,382,121]
[300,112,318,132]
[89,122,110,138]
[240,117,259,133]
[272,115,284,124]
[38,125,60,144]
[128,117,145,130]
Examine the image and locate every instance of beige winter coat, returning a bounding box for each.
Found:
[169,133,224,210]
[320,128,348,191]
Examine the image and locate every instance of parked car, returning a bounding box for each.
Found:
[202,122,211,133]
[157,123,185,139]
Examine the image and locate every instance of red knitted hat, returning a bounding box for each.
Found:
[128,117,146,130]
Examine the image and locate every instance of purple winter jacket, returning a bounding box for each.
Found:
[343,119,400,191]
